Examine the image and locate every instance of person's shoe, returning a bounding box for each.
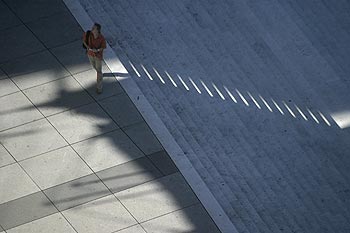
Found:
[96,88,102,94]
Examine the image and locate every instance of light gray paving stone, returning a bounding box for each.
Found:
[0,191,57,231]
[23,76,93,116]
[47,102,118,144]
[3,0,67,23]
[99,94,144,128]
[62,194,137,233]
[0,144,15,167]
[50,40,92,75]
[72,129,144,172]
[0,25,44,64]
[148,150,179,176]
[44,174,110,211]
[115,172,199,222]
[123,122,163,155]
[73,67,124,100]
[115,225,146,233]
[0,92,43,132]
[0,119,67,161]
[20,146,92,190]
[0,163,39,204]
[0,78,19,97]
[6,213,75,233]
[0,1,21,31]
[141,204,220,233]
[97,157,163,193]
[0,50,70,90]
[27,10,83,49]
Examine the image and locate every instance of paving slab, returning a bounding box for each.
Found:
[0,92,43,131]
[141,204,220,233]
[6,213,75,233]
[0,119,67,161]
[62,194,137,233]
[27,10,83,49]
[50,40,92,75]
[115,172,199,222]
[116,225,147,233]
[20,146,92,190]
[47,102,118,144]
[72,129,144,172]
[0,163,39,204]
[0,192,57,230]
[23,76,93,116]
[74,67,124,100]
[0,1,21,31]
[96,157,163,193]
[0,50,70,90]
[99,94,144,128]
[0,144,15,167]
[3,0,67,23]
[44,174,110,211]
[0,78,19,97]
[123,122,163,155]
[148,150,179,176]
[0,25,44,64]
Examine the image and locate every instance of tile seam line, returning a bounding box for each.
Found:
[63,1,238,233]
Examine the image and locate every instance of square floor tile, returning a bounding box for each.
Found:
[141,204,220,233]
[0,25,44,63]
[72,129,144,172]
[100,94,144,128]
[27,11,83,48]
[123,122,163,155]
[24,76,93,116]
[4,0,67,23]
[20,147,92,189]
[97,157,163,193]
[0,78,18,97]
[51,40,92,75]
[0,50,69,89]
[115,173,199,222]
[47,103,118,144]
[0,1,21,31]
[0,144,15,167]
[117,225,146,233]
[0,191,57,230]
[0,163,40,204]
[148,150,179,176]
[63,195,137,233]
[74,68,124,100]
[6,213,76,233]
[0,92,43,131]
[0,119,67,161]
[44,174,111,211]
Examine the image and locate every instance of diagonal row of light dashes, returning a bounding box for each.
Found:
[128,61,331,127]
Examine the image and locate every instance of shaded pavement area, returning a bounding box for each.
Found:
[0,0,220,232]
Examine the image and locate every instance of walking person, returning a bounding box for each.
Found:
[83,23,106,94]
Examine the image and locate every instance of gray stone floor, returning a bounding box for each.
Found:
[74,0,350,232]
[0,0,219,232]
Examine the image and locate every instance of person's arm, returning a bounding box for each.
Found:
[82,32,90,49]
[98,37,107,53]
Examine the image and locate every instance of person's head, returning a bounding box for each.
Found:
[92,23,101,34]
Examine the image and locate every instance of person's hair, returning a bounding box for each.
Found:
[94,23,101,33]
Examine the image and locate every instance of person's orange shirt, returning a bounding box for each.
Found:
[83,32,106,59]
